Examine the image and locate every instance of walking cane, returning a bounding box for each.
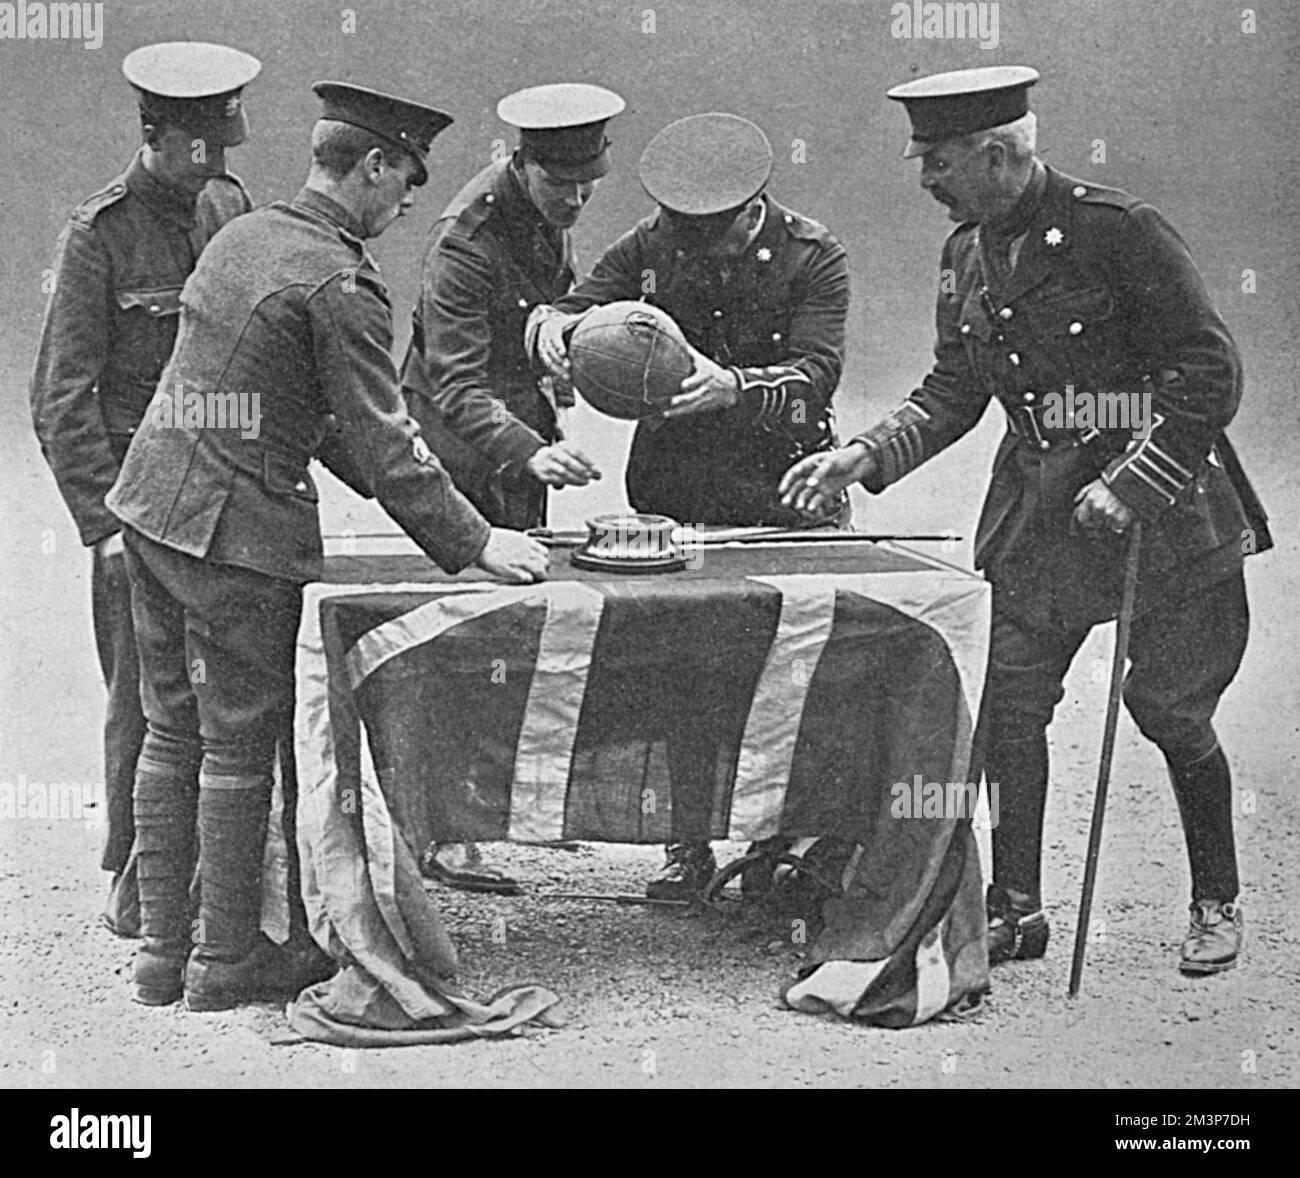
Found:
[1069,521,1143,997]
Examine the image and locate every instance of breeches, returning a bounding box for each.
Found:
[984,571,1248,764]
[123,529,302,780]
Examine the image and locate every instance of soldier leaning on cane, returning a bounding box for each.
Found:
[105,82,548,1012]
[400,83,623,896]
[29,42,260,937]
[781,67,1270,976]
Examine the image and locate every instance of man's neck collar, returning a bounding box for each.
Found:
[984,161,1047,236]
[129,149,200,223]
[297,181,371,241]
[507,156,563,234]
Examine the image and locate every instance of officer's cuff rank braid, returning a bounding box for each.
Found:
[1103,427,1196,519]
[851,400,933,489]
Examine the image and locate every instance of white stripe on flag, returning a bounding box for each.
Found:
[345,583,534,688]
[295,580,497,966]
[783,959,889,1018]
[259,758,290,945]
[738,570,990,787]
[912,924,952,1024]
[508,583,607,842]
[727,576,838,841]
[356,722,413,959]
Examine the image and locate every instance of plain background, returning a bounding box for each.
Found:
[2,0,1296,819]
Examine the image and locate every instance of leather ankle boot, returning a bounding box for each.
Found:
[986,883,1050,965]
[1180,899,1243,975]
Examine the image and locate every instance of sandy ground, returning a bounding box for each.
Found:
[1,460,1296,1088]
[1,740,1296,1090]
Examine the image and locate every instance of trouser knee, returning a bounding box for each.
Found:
[1122,685,1218,767]
[137,723,202,778]
[983,659,1065,746]
[201,732,280,783]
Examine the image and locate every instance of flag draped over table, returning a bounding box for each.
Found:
[288,545,991,1043]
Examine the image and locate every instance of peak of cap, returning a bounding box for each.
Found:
[122,42,261,98]
[887,65,1039,102]
[497,83,625,130]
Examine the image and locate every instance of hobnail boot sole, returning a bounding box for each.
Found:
[1179,954,1239,976]
[133,981,183,1006]
[183,989,240,1013]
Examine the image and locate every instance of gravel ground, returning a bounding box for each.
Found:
[2,679,1295,1089]
[2,399,1295,1090]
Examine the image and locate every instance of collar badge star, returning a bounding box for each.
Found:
[1044,226,1064,247]
[756,246,772,262]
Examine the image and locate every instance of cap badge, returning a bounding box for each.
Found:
[1044,226,1064,247]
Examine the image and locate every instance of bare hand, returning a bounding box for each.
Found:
[779,442,875,517]
[1072,479,1133,536]
[95,532,125,559]
[526,442,602,488]
[475,528,549,584]
[663,349,738,418]
[535,313,578,381]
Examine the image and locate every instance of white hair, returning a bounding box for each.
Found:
[965,111,1038,164]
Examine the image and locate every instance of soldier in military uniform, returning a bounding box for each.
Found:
[29,42,261,938]
[781,67,1270,975]
[531,112,851,898]
[400,83,623,895]
[105,82,549,1011]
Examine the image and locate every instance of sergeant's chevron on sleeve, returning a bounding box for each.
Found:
[731,364,813,424]
[851,400,934,488]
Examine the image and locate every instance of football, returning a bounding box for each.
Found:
[567,301,695,420]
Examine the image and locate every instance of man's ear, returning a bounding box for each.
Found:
[985,141,1008,173]
[361,146,387,184]
[142,123,163,150]
[747,199,764,230]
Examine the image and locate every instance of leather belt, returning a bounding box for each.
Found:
[1004,401,1107,451]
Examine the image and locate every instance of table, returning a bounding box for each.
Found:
[287,540,992,1045]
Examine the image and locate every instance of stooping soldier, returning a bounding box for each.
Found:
[530,112,851,899]
[400,83,624,895]
[781,67,1271,975]
[105,82,549,1011]
[29,41,260,937]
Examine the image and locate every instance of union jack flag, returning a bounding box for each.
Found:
[289,544,991,1043]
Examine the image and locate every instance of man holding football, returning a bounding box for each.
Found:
[529,112,851,899]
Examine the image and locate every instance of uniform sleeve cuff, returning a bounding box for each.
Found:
[494,427,549,476]
[440,514,493,574]
[1102,466,1171,522]
[847,437,889,494]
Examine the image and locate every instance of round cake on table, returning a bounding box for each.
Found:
[570,513,686,573]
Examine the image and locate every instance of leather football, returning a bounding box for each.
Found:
[568,301,695,420]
